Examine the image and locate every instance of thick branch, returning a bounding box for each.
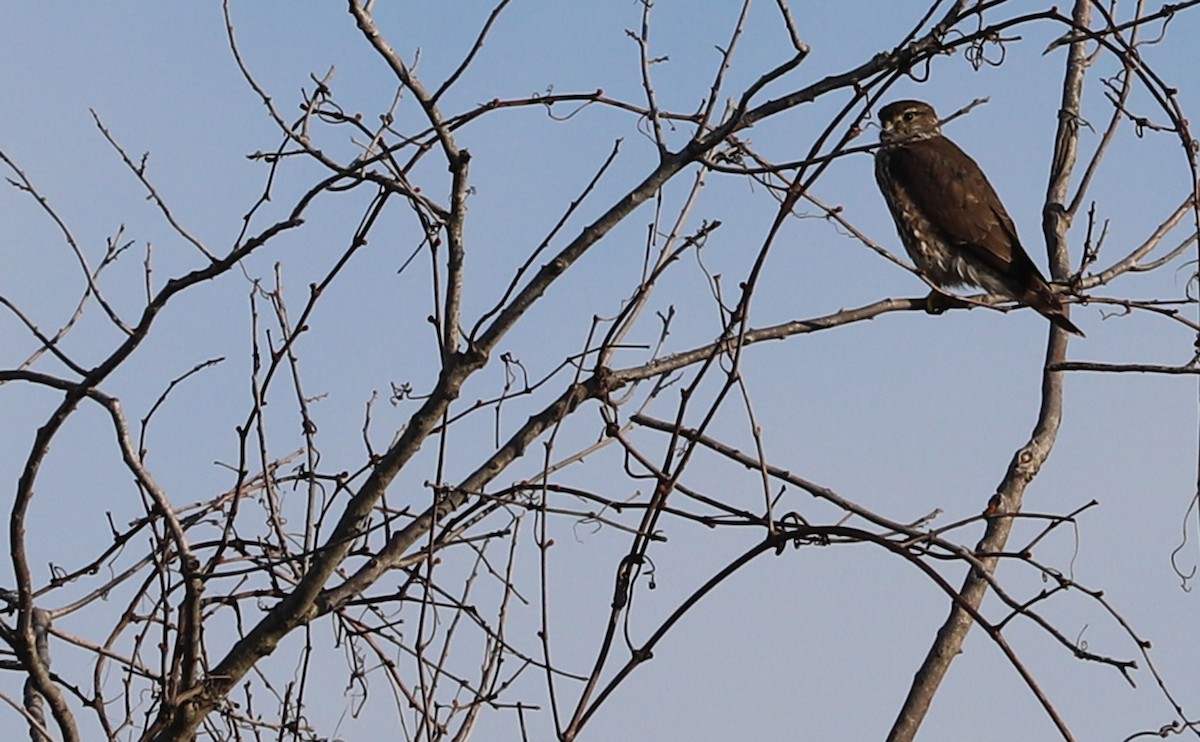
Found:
[888,2,1091,739]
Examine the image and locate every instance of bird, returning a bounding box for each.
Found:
[873,99,1083,336]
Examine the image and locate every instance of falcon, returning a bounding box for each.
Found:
[873,99,1083,336]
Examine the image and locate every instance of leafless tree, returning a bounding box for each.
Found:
[2,1,1199,740]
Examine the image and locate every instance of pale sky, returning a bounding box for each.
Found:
[2,3,1199,740]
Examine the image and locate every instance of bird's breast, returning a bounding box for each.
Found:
[875,150,1009,295]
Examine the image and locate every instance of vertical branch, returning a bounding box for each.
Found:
[888,3,1092,741]
[23,606,52,742]
[631,0,667,155]
[697,0,753,130]
[443,150,470,358]
[10,406,84,742]
[1043,6,1090,276]
[346,0,470,359]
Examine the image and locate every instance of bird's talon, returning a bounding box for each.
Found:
[925,293,947,315]
[924,290,967,315]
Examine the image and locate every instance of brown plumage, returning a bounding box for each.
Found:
[874,100,1083,336]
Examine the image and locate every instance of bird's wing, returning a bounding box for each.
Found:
[887,137,1026,274]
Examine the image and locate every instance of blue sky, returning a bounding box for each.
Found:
[2,2,1199,740]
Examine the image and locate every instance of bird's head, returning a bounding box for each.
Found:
[878,100,941,144]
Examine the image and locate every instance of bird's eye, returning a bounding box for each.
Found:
[902,112,915,122]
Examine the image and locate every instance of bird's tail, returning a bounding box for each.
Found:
[1044,308,1084,336]
[1025,285,1085,337]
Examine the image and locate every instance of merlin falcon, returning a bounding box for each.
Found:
[873,100,1083,336]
